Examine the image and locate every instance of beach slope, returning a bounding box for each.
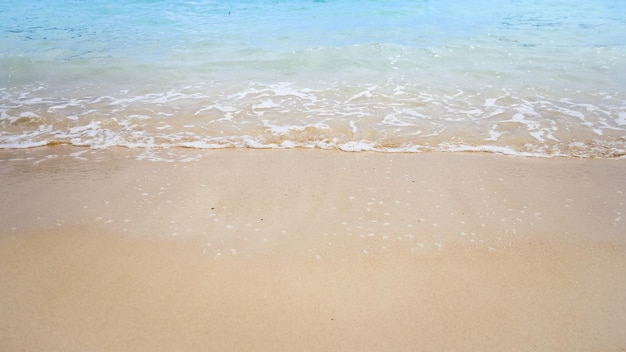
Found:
[1,147,625,351]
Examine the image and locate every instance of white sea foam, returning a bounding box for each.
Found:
[2,81,626,158]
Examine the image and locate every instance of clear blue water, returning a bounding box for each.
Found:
[1,0,626,156]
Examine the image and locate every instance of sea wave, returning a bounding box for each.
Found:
[2,81,625,158]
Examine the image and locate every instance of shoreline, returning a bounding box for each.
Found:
[1,146,625,351]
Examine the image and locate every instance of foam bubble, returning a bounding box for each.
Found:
[2,78,626,158]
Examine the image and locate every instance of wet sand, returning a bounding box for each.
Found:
[1,147,625,351]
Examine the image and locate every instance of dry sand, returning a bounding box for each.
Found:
[1,146,625,351]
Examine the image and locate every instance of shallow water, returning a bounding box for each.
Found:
[1,0,626,157]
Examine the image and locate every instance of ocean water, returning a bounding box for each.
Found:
[1,0,626,157]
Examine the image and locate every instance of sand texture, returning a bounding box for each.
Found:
[1,147,625,351]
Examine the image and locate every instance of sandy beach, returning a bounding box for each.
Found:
[1,146,625,351]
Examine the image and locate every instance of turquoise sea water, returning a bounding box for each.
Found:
[1,0,626,157]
